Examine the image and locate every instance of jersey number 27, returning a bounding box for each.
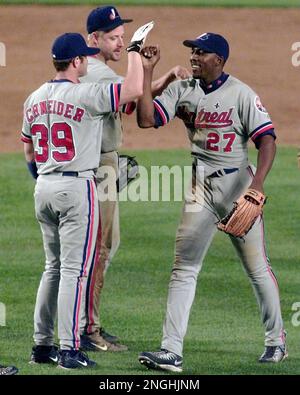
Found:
[206,132,236,152]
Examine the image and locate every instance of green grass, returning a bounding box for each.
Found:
[0,147,299,375]
[0,0,299,7]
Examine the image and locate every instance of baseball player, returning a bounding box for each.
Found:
[79,6,191,352]
[137,33,287,372]
[21,29,147,369]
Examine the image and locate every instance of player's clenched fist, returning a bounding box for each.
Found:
[141,45,160,68]
[141,45,158,59]
[126,21,154,53]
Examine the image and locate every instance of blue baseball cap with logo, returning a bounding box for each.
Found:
[52,33,100,61]
[87,5,133,34]
[183,33,230,61]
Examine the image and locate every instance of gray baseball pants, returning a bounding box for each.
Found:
[161,162,285,357]
[33,173,98,350]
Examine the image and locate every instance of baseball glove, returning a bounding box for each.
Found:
[217,188,266,238]
[117,154,139,193]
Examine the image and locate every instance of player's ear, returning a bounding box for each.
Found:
[215,55,222,66]
[93,31,101,46]
[215,55,225,69]
[72,57,81,68]
[87,32,99,47]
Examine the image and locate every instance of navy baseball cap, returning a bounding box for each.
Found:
[52,33,100,61]
[87,6,133,34]
[183,33,230,61]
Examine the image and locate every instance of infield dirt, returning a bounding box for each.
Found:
[0,6,299,152]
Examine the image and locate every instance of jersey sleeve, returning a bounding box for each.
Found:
[21,101,32,143]
[98,74,136,115]
[152,81,180,128]
[121,101,136,115]
[239,87,276,146]
[89,73,136,115]
[78,82,122,115]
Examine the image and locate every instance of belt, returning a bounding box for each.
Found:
[61,171,78,177]
[209,168,239,178]
[41,170,95,178]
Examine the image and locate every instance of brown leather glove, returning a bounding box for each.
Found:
[217,188,266,238]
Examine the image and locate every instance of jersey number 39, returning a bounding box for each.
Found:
[31,122,75,163]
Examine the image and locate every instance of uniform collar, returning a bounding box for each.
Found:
[199,72,229,94]
[48,79,74,83]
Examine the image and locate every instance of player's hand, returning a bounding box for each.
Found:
[126,21,154,53]
[248,180,264,195]
[141,45,160,69]
[171,66,192,80]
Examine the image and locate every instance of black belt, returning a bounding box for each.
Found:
[43,171,95,177]
[61,171,78,177]
[209,168,239,178]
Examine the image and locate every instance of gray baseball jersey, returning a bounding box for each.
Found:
[153,73,275,172]
[21,80,121,172]
[80,57,135,153]
[150,73,284,357]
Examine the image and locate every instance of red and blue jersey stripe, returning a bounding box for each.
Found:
[21,131,32,143]
[122,101,136,115]
[110,83,121,113]
[153,98,170,127]
[250,122,275,143]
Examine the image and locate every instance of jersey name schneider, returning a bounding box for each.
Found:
[25,100,85,124]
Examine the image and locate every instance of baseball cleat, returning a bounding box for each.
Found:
[259,344,288,363]
[0,365,19,375]
[58,350,96,370]
[80,329,128,352]
[29,345,59,364]
[139,349,183,372]
[99,327,119,344]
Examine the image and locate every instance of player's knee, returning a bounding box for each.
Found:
[175,235,204,264]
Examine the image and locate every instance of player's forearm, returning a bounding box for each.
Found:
[137,68,156,128]
[24,142,38,179]
[151,71,175,97]
[250,135,276,192]
[119,52,143,106]
[24,142,35,162]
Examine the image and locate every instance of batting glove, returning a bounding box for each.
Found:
[126,21,154,53]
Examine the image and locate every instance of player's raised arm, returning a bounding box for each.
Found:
[119,21,154,106]
[137,45,161,128]
[151,65,191,97]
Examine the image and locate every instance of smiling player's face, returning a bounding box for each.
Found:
[190,48,223,83]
